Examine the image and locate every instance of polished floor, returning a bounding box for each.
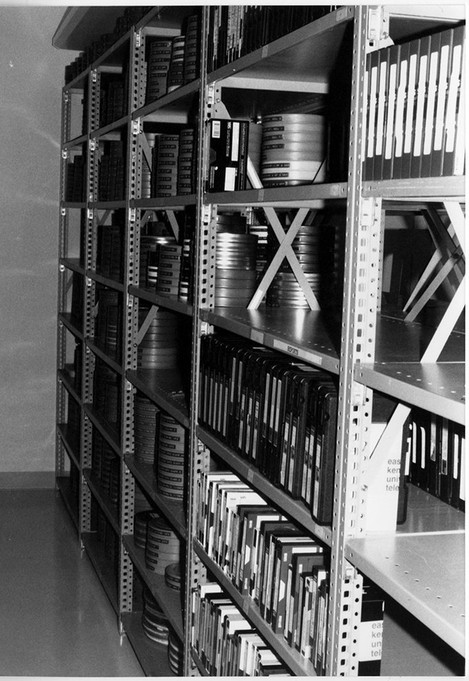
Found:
[0,488,144,677]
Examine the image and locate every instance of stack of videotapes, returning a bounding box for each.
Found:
[266,223,322,308]
[141,133,157,199]
[261,114,326,187]
[165,562,182,592]
[134,393,160,465]
[168,36,186,92]
[142,588,170,645]
[177,128,196,195]
[183,14,200,84]
[156,243,182,297]
[156,413,186,500]
[140,232,177,288]
[168,629,184,674]
[137,305,179,370]
[145,39,172,103]
[145,513,181,575]
[153,134,180,197]
[215,213,258,308]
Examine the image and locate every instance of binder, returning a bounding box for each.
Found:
[401,35,420,177]
[410,34,431,177]
[382,43,400,180]
[442,25,465,175]
[420,31,441,177]
[392,41,409,179]
[373,47,389,178]
[430,28,453,176]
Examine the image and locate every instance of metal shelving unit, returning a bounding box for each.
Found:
[55,4,465,677]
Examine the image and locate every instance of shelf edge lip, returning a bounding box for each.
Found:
[126,369,189,428]
[84,468,120,535]
[87,270,125,292]
[83,404,121,455]
[131,195,197,209]
[193,540,319,677]
[60,257,85,274]
[204,182,347,206]
[86,339,123,376]
[63,134,88,149]
[128,284,193,316]
[90,115,129,139]
[362,176,465,201]
[354,362,465,425]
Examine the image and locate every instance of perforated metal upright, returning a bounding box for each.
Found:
[327,6,384,675]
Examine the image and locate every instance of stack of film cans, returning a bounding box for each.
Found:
[134,393,160,465]
[167,36,186,92]
[266,222,323,308]
[165,562,181,591]
[140,230,176,288]
[168,630,184,674]
[145,39,172,103]
[177,128,196,195]
[215,213,258,308]
[183,14,200,83]
[137,305,180,370]
[156,243,182,297]
[153,134,179,197]
[156,413,186,501]
[145,513,181,575]
[261,113,326,187]
[142,588,170,645]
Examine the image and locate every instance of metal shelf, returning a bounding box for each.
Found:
[345,531,465,656]
[60,257,85,275]
[125,455,187,540]
[197,427,332,547]
[121,612,174,677]
[193,541,318,677]
[134,79,200,122]
[376,315,465,363]
[123,535,184,640]
[84,469,120,535]
[86,339,123,376]
[200,307,341,374]
[57,365,80,404]
[208,6,354,87]
[57,424,81,470]
[86,269,125,293]
[398,484,465,535]
[356,361,465,425]
[126,368,189,428]
[82,532,119,614]
[58,312,84,341]
[128,284,193,316]
[84,404,121,455]
[131,195,197,210]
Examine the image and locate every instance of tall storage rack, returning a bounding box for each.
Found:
[55,5,465,677]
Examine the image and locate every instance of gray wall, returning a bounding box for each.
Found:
[0,7,77,475]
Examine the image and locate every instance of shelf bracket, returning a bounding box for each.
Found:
[366,6,390,48]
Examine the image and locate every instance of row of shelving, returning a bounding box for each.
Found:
[55,4,465,678]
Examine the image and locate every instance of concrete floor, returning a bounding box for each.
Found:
[0,488,144,677]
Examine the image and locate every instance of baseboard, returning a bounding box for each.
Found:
[0,472,56,489]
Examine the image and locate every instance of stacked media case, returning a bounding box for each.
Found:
[55,5,465,679]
